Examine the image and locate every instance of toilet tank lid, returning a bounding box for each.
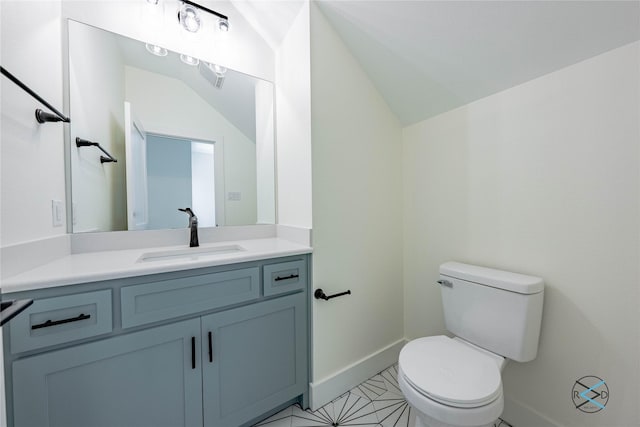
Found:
[440,262,544,294]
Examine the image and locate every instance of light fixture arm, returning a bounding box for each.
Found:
[181,0,228,21]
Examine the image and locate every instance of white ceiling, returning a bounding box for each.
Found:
[316,1,640,125]
[230,0,305,48]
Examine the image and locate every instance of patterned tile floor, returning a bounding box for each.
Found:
[253,364,513,427]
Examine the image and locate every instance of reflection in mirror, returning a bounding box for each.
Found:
[68,20,275,233]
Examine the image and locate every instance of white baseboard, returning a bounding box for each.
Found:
[309,339,406,410]
[503,396,563,427]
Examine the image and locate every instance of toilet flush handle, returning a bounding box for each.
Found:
[437,279,453,288]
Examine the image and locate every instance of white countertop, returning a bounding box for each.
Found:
[1,238,312,294]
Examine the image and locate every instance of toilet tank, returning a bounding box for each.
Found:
[439,262,544,362]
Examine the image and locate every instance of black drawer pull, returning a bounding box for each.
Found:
[31,313,91,330]
[208,332,213,363]
[274,274,299,282]
[191,337,196,369]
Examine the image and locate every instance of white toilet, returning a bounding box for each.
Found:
[398,262,544,427]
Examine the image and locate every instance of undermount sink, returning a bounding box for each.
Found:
[137,245,245,263]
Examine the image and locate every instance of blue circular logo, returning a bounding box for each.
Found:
[572,376,609,413]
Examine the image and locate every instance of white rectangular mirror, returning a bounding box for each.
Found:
[67,20,275,233]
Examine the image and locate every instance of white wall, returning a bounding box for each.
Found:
[309,2,404,405]
[403,42,640,427]
[191,142,216,227]
[255,80,276,224]
[275,2,312,228]
[68,20,126,232]
[0,1,66,246]
[125,66,257,226]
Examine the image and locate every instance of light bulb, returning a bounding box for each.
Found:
[178,3,201,33]
[207,63,227,76]
[218,18,229,32]
[180,54,200,66]
[145,43,168,57]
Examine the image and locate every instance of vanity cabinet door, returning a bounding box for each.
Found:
[12,319,203,427]
[201,292,307,427]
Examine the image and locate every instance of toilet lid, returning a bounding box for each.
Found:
[399,336,502,408]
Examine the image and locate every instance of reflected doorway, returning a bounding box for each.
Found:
[145,134,224,230]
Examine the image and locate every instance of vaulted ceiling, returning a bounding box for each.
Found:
[230,1,640,126]
[315,1,640,125]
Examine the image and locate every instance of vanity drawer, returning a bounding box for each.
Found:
[9,290,113,354]
[263,260,307,296]
[121,267,260,328]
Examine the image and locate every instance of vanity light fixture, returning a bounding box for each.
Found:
[199,62,226,89]
[180,54,200,66]
[178,2,201,33]
[177,0,229,33]
[145,43,168,57]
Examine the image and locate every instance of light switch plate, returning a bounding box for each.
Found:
[52,200,64,227]
[227,191,241,201]
[72,202,78,225]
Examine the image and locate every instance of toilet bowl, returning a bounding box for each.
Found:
[398,262,545,427]
[398,336,505,427]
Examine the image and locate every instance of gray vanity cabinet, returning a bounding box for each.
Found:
[12,319,204,427]
[202,292,306,426]
[4,255,310,427]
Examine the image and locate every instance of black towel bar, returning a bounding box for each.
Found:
[1,66,70,123]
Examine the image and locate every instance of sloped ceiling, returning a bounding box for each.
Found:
[230,0,305,49]
[316,1,640,125]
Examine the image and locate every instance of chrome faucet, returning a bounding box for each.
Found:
[178,208,199,247]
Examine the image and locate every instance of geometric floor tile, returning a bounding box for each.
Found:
[253,364,513,427]
[290,393,379,426]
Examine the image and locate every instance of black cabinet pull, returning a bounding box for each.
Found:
[191,337,196,369]
[208,332,213,363]
[274,274,299,282]
[31,313,90,330]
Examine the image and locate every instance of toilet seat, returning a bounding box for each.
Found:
[399,336,502,408]
[398,365,503,427]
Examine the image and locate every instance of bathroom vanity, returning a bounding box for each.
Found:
[1,2,310,425]
[1,239,311,427]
